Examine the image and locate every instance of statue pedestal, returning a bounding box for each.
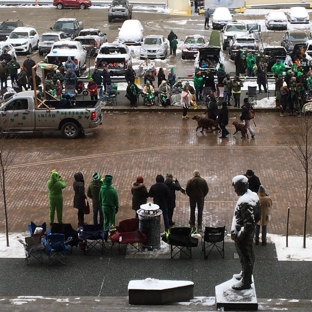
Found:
[215,276,258,311]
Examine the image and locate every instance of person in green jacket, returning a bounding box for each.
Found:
[193,71,204,101]
[171,38,178,57]
[87,171,103,227]
[47,170,66,224]
[246,52,256,77]
[99,175,119,229]
[7,57,20,85]
[271,59,286,78]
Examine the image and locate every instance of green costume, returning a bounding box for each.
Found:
[47,171,66,224]
[99,175,119,229]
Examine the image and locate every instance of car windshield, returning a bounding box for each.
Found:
[144,38,161,45]
[225,25,247,32]
[41,35,59,41]
[0,23,16,30]
[289,33,308,41]
[112,0,127,5]
[100,46,127,54]
[9,32,28,39]
[53,22,74,30]
[80,30,99,36]
[185,37,205,44]
[53,44,77,49]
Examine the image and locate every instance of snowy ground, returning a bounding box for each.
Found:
[2,232,312,260]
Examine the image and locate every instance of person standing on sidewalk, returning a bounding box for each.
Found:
[186,170,209,232]
[73,172,87,227]
[181,83,192,120]
[131,175,148,218]
[232,75,243,108]
[164,173,185,227]
[167,30,178,56]
[218,102,229,139]
[240,98,255,139]
[223,74,233,106]
[204,8,210,29]
[245,170,261,193]
[148,174,171,232]
[87,171,103,228]
[193,71,204,102]
[99,174,119,230]
[256,185,272,246]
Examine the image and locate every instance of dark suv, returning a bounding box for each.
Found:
[50,18,83,39]
[0,19,23,41]
[108,0,133,22]
[281,31,309,53]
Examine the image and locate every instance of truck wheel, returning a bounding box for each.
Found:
[222,44,226,50]
[39,49,43,56]
[57,3,63,9]
[108,17,112,22]
[61,122,79,139]
[27,45,32,54]
[80,3,86,9]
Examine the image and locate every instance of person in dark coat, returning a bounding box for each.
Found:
[87,171,103,227]
[23,55,36,82]
[234,50,242,77]
[73,172,86,227]
[218,102,229,138]
[126,80,140,107]
[256,60,267,93]
[92,68,103,99]
[131,176,148,218]
[204,69,216,92]
[240,98,255,138]
[101,67,111,93]
[164,173,184,226]
[28,73,41,91]
[205,91,218,120]
[167,30,178,55]
[245,170,261,193]
[157,67,166,87]
[186,170,209,231]
[125,65,136,84]
[148,174,170,231]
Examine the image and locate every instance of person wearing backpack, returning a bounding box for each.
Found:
[240,98,255,139]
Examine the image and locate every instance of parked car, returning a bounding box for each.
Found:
[0,19,23,42]
[38,31,68,56]
[212,7,232,30]
[78,28,107,46]
[53,0,92,10]
[0,42,17,60]
[95,42,132,78]
[246,22,261,41]
[265,11,288,30]
[140,35,169,60]
[229,34,259,60]
[118,19,143,45]
[6,26,39,54]
[221,22,248,50]
[45,41,87,76]
[50,18,83,39]
[287,7,309,24]
[281,31,309,52]
[181,35,207,59]
[74,35,101,57]
[108,0,133,22]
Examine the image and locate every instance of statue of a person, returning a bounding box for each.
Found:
[231,175,261,290]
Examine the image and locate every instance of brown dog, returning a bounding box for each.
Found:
[233,121,248,138]
[192,115,221,133]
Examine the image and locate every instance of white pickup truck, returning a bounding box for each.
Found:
[0,91,102,139]
[45,40,87,76]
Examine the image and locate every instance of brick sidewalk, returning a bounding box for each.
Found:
[1,111,310,236]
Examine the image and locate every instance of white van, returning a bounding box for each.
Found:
[118,19,144,45]
[212,7,232,30]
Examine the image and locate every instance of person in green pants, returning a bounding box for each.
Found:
[47,170,66,225]
[99,175,119,230]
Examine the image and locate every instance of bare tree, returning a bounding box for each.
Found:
[288,115,312,248]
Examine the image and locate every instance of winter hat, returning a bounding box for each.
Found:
[56,70,60,73]
[104,174,113,185]
[193,170,200,177]
[246,170,254,177]
[156,174,164,183]
[166,173,173,178]
[92,171,101,182]
[136,176,144,183]
[258,185,266,194]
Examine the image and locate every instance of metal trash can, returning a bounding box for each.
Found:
[137,203,162,250]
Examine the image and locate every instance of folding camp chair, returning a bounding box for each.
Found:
[44,234,71,265]
[50,223,79,253]
[110,218,147,254]
[19,236,45,265]
[162,227,198,259]
[80,224,106,255]
[28,221,46,237]
[202,226,225,260]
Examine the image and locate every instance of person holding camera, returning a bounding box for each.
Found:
[164,173,186,227]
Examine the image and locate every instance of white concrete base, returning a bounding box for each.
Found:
[215,276,258,311]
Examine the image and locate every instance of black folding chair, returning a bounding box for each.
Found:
[202,226,225,260]
[163,227,198,259]
[80,224,106,255]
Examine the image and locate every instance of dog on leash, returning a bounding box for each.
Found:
[192,115,221,133]
[232,121,248,139]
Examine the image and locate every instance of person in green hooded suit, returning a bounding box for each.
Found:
[99,175,119,229]
[47,170,66,224]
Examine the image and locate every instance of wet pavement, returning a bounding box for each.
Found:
[1,109,311,236]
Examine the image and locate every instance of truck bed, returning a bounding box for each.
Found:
[45,100,99,109]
